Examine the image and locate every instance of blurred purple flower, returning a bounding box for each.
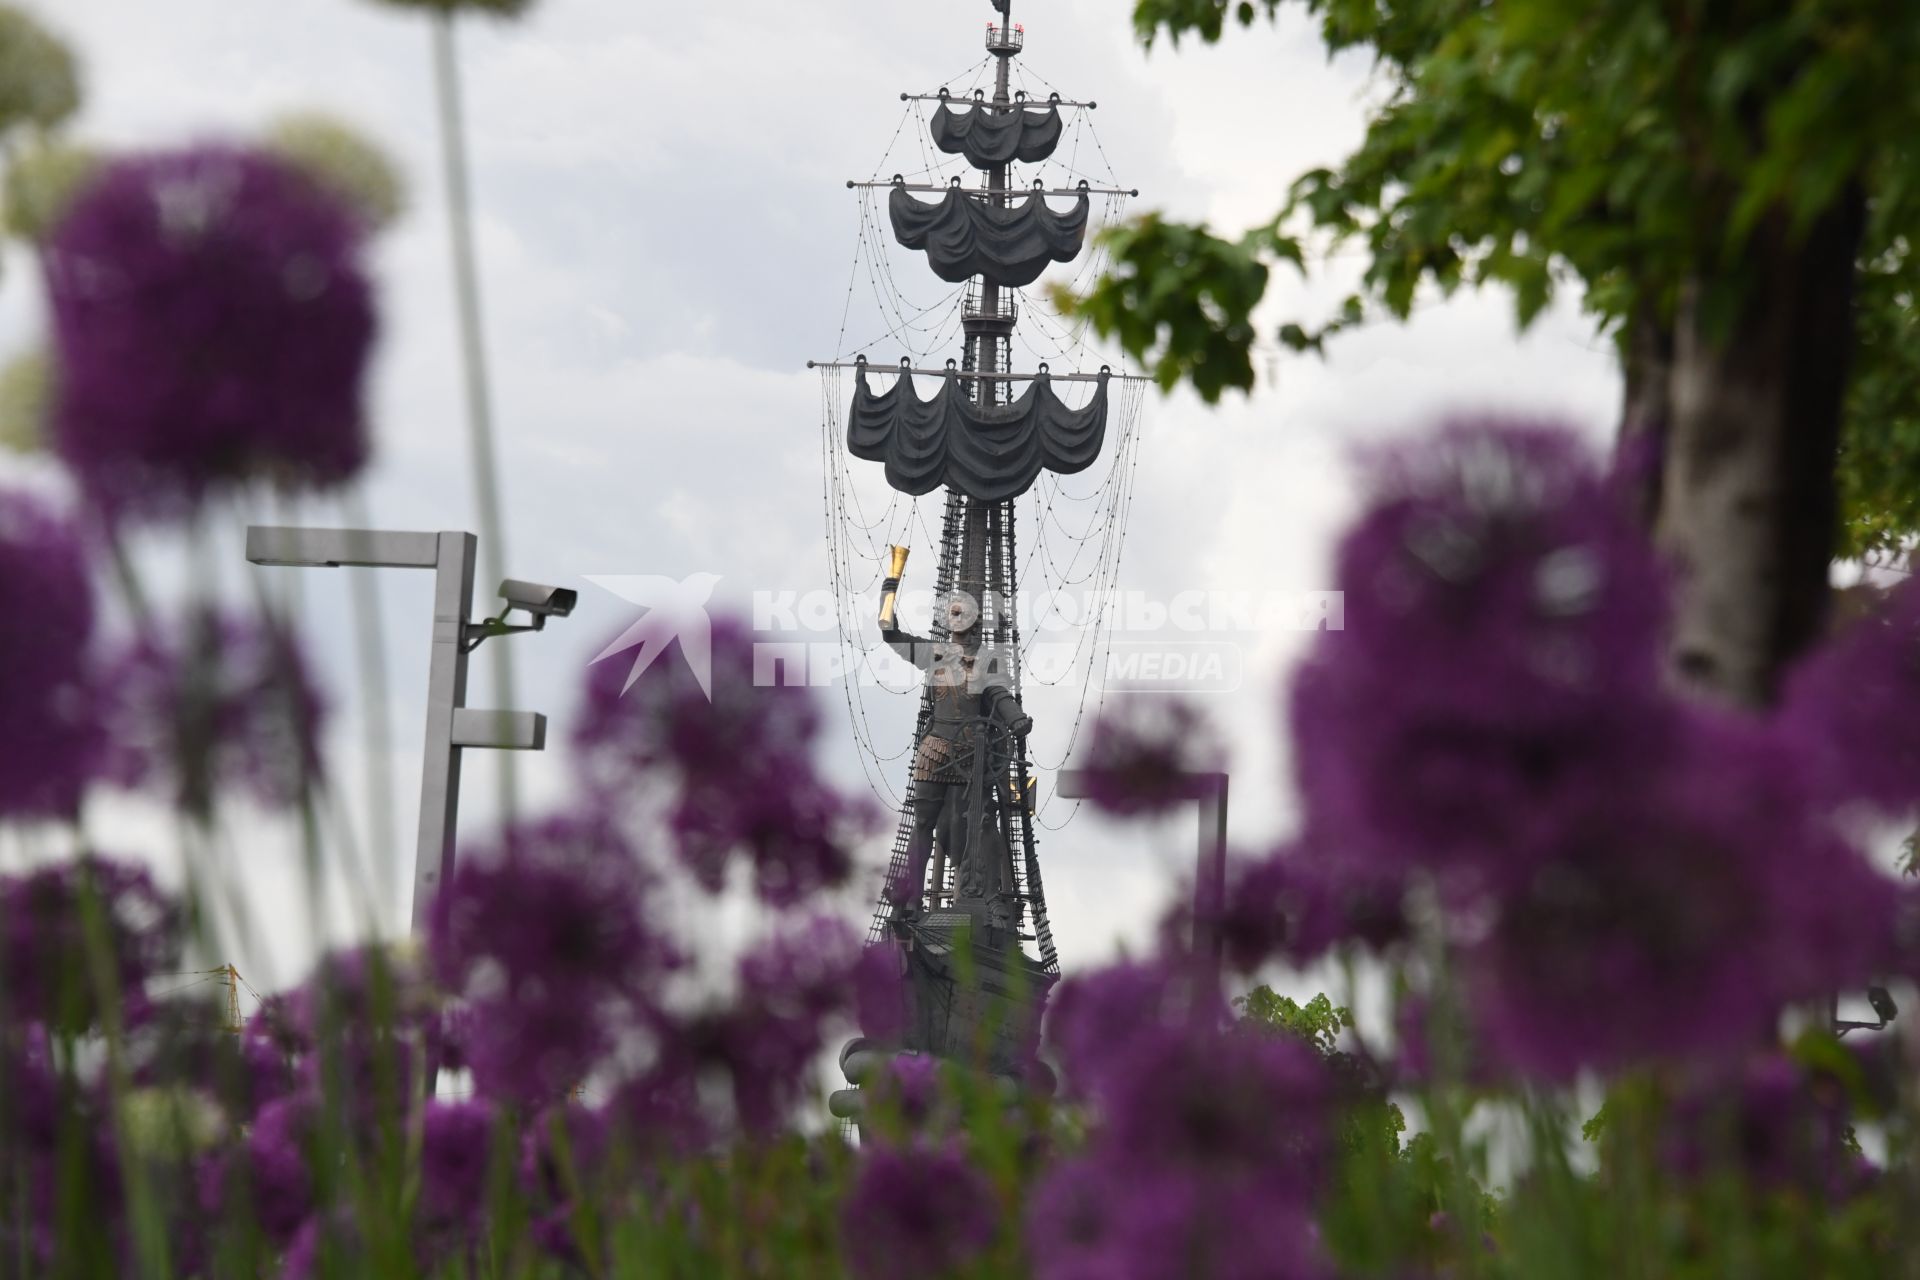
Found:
[1780,578,1920,815]
[656,915,860,1136]
[100,606,327,818]
[518,1102,616,1264]
[1662,1052,1871,1201]
[571,614,877,904]
[1291,421,1674,898]
[278,1217,322,1280]
[869,1053,944,1127]
[242,1093,317,1246]
[1074,698,1225,816]
[430,815,671,1105]
[1197,845,1408,974]
[0,855,180,1032]
[130,999,294,1123]
[1099,1021,1335,1198]
[1028,1156,1327,1280]
[421,1100,495,1231]
[1035,954,1336,1278]
[1046,957,1220,1100]
[853,941,910,1043]
[671,776,879,907]
[285,942,437,1046]
[282,943,434,1128]
[840,1140,999,1280]
[605,1068,710,1159]
[573,615,819,786]
[45,145,376,520]
[0,489,101,819]
[1466,712,1896,1078]
[0,1033,64,1239]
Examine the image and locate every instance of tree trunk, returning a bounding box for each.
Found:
[1656,186,1866,707]
[1617,303,1675,529]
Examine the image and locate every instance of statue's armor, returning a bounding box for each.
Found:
[908,642,1020,783]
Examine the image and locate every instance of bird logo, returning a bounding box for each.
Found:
[583,573,723,700]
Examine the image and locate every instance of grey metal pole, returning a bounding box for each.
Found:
[246,525,551,935]
[1055,767,1231,978]
[1194,772,1229,975]
[412,531,477,931]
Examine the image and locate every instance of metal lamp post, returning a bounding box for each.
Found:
[246,525,570,930]
[1055,768,1230,976]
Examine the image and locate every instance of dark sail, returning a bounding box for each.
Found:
[889,183,1089,287]
[846,362,1109,501]
[931,100,1063,167]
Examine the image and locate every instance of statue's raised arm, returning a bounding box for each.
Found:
[877,544,942,670]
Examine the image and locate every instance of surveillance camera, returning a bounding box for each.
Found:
[498,579,577,620]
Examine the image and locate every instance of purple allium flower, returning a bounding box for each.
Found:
[0,855,180,1032]
[605,1067,710,1159]
[129,998,294,1123]
[242,1093,318,1246]
[868,1052,944,1127]
[421,1100,495,1230]
[1098,1022,1335,1198]
[1291,421,1673,898]
[1464,711,1895,1078]
[1662,1051,1869,1201]
[282,943,433,1128]
[285,942,438,1046]
[840,1140,999,1280]
[0,1032,127,1273]
[1074,697,1224,816]
[45,145,376,520]
[430,814,671,1105]
[1028,1156,1327,1280]
[853,941,910,1043]
[1779,577,1920,815]
[1045,957,1220,1100]
[656,915,860,1136]
[573,614,819,791]
[670,775,879,907]
[1035,956,1336,1279]
[0,489,101,819]
[572,614,878,904]
[275,1209,372,1280]
[246,991,307,1057]
[517,1102,617,1263]
[1194,845,1408,974]
[100,606,327,817]
[277,1217,322,1280]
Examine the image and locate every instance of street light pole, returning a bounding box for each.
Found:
[1055,769,1230,978]
[246,525,553,931]
[415,530,477,930]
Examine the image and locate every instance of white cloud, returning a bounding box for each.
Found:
[0,0,1622,1000]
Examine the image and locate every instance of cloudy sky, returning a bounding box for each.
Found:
[0,0,1622,996]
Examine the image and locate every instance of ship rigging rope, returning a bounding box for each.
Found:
[820,368,915,806]
[820,58,1149,814]
[1023,384,1142,677]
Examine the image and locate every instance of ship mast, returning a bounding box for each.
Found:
[824,0,1138,1126]
[955,5,1019,655]
[973,0,1015,410]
